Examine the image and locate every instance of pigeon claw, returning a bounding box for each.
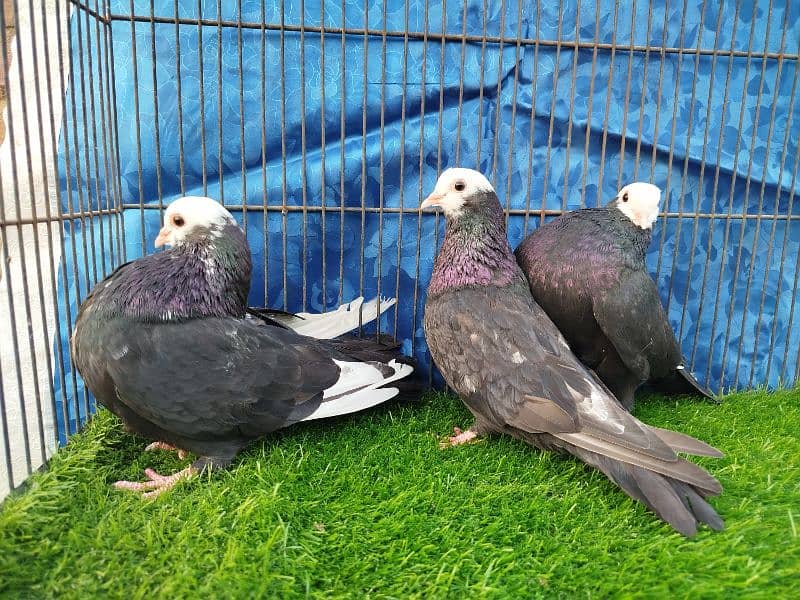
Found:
[113,465,197,499]
[144,441,188,460]
[439,426,480,449]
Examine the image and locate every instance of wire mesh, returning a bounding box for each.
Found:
[0,0,798,498]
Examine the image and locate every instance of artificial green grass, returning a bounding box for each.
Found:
[1,389,798,598]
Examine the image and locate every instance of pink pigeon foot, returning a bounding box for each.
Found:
[114,466,197,499]
[440,426,480,448]
[144,441,188,460]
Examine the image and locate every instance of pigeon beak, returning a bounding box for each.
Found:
[154,226,172,248]
[420,193,445,210]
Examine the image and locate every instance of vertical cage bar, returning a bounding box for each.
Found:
[357,0,369,331]
[106,0,127,265]
[632,0,655,181]
[392,0,411,338]
[488,0,506,189]
[92,0,116,272]
[559,0,580,214]
[614,0,636,190]
[502,0,525,226]
[260,0,269,304]
[216,0,224,204]
[300,0,308,311]
[319,0,327,309]
[412,0,430,360]
[75,4,101,290]
[647,0,671,187]
[578,0,601,209]
[474,0,488,168]
[522,0,541,234]
[174,0,186,195]
[237,0,247,234]
[279,0,288,310]
[375,0,389,338]
[453,0,467,166]
[338,0,346,304]
[594,0,620,205]
[149,0,164,220]
[129,0,146,253]
[196,0,208,195]
[539,1,564,219]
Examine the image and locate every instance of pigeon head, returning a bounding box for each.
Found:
[420,168,498,219]
[155,196,238,249]
[611,182,661,230]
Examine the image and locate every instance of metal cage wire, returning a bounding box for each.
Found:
[0,0,798,496]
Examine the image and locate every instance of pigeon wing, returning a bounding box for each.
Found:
[101,316,341,439]
[427,286,701,468]
[592,267,683,381]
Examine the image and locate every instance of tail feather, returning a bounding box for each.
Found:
[302,360,414,421]
[575,447,724,536]
[557,431,722,495]
[648,426,724,458]
[263,296,397,339]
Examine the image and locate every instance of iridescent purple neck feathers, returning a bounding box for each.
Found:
[92,222,251,322]
[428,192,521,297]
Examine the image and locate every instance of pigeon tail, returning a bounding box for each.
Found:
[649,368,719,404]
[301,359,414,420]
[260,296,397,339]
[569,446,724,536]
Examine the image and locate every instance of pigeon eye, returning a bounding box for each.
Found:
[454,181,466,192]
[172,215,185,227]
[622,192,629,203]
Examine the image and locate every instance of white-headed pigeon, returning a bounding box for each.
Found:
[422,169,723,536]
[515,183,716,411]
[71,196,413,497]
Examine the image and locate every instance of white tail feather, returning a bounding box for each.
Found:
[303,359,414,420]
[271,296,397,339]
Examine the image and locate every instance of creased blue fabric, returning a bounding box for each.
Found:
[53,0,800,439]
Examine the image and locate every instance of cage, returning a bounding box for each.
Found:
[0,0,798,498]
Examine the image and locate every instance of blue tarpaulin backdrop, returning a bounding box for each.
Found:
[54,0,800,440]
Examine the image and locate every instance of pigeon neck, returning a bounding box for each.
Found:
[428,207,520,297]
[107,223,252,322]
[609,208,652,261]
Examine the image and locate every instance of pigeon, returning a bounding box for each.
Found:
[422,169,723,536]
[515,182,715,411]
[71,196,413,497]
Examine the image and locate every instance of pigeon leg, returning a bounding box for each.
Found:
[144,441,188,460]
[113,465,197,499]
[440,426,481,448]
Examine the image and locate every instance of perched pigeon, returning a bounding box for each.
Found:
[72,196,413,497]
[422,169,723,536]
[515,183,715,411]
